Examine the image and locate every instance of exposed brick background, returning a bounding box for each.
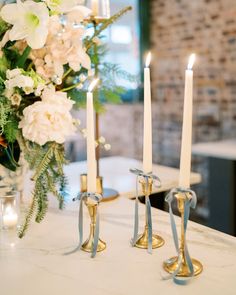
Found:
[149,0,236,219]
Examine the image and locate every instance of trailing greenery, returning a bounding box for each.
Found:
[18,140,68,238]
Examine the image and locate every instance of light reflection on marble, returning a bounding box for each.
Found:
[1,197,236,295]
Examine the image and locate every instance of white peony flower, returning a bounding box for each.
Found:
[41,86,74,110]
[0,0,49,49]
[44,0,85,13]
[19,88,76,146]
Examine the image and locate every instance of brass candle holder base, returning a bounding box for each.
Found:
[81,201,106,254]
[163,190,203,278]
[163,256,203,277]
[81,238,106,253]
[134,177,164,250]
[135,225,165,249]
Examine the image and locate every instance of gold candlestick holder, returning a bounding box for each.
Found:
[81,200,106,253]
[80,174,119,202]
[163,190,203,277]
[135,178,164,249]
[79,174,106,254]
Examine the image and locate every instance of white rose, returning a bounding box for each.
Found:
[19,91,76,146]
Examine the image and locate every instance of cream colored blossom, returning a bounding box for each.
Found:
[44,0,84,13]
[5,68,46,96]
[6,69,22,79]
[10,93,22,106]
[98,136,106,144]
[5,74,34,90]
[104,144,111,151]
[0,0,50,49]
[30,10,91,81]
[19,87,76,146]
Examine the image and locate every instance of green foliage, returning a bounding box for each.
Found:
[15,46,31,69]
[35,174,48,223]
[0,97,11,134]
[4,116,18,143]
[0,54,9,77]
[18,140,68,238]
[18,194,37,239]
[0,142,20,171]
[2,42,21,69]
[101,63,139,85]
[0,17,9,38]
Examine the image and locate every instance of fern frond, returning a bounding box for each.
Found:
[46,170,65,209]
[32,143,55,181]
[35,175,48,223]
[18,193,37,238]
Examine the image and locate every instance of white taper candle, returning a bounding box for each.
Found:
[179,54,196,188]
[143,52,153,174]
[92,0,99,16]
[87,79,99,193]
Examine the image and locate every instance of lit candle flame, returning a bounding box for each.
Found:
[88,78,99,92]
[145,52,152,68]
[187,53,196,70]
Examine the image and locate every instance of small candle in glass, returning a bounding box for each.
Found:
[0,192,19,230]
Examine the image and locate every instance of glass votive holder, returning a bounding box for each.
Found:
[0,190,19,231]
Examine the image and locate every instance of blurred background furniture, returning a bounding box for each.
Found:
[193,140,236,236]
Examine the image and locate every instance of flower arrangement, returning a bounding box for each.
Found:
[0,0,132,237]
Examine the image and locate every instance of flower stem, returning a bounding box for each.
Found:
[15,46,31,69]
[62,68,73,80]
[60,82,81,92]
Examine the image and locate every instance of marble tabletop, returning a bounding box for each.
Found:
[1,196,236,295]
[192,139,236,160]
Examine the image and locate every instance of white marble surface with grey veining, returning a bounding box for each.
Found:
[1,196,236,295]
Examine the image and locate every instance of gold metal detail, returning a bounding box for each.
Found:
[163,192,203,276]
[80,174,119,202]
[135,178,165,249]
[79,175,106,253]
[81,202,106,253]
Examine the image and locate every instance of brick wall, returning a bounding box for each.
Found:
[150,0,236,168]
[149,0,236,218]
